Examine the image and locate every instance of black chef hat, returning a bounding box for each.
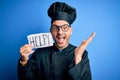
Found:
[47,2,76,25]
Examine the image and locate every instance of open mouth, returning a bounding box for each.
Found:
[56,36,65,44]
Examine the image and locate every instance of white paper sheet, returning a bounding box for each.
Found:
[27,33,53,48]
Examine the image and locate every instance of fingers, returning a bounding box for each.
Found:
[20,44,32,50]
[85,32,96,45]
[77,32,96,53]
[20,44,33,55]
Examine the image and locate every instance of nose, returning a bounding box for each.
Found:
[58,27,63,34]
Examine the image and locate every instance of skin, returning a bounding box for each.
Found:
[19,20,95,66]
[50,20,72,50]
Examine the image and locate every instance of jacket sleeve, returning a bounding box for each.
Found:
[17,49,44,80]
[69,50,92,80]
[17,56,37,80]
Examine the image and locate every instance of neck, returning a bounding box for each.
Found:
[55,43,69,50]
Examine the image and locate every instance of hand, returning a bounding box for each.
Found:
[75,32,96,64]
[20,44,34,65]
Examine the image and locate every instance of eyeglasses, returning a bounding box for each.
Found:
[51,24,70,32]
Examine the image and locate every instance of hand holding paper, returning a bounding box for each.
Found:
[19,33,54,66]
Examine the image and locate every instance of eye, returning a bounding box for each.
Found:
[63,26,68,30]
[51,25,58,32]
[62,24,69,31]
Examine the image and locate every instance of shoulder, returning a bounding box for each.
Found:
[69,43,88,56]
[68,43,77,50]
[82,50,89,63]
[82,50,88,58]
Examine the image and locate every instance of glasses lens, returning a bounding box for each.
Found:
[61,24,69,32]
[51,25,58,32]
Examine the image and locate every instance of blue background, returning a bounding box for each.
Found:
[0,0,120,80]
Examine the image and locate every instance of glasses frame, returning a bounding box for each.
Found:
[51,24,70,32]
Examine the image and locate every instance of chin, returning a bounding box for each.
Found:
[57,44,64,48]
[56,43,68,49]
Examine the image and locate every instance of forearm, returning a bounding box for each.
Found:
[19,56,29,66]
[17,59,27,80]
[17,59,36,80]
[69,51,92,80]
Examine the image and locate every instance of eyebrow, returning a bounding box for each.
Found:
[51,24,69,26]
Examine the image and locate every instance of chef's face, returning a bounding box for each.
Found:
[50,20,72,50]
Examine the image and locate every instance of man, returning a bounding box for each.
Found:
[17,2,95,80]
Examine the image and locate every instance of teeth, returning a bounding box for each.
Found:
[58,37,65,40]
[60,38,63,41]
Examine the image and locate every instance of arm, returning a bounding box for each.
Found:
[74,32,95,64]
[17,48,45,80]
[69,32,95,80]
[69,50,92,80]
[17,58,37,80]
[17,44,37,80]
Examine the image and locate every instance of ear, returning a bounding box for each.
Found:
[50,27,52,33]
[70,27,72,35]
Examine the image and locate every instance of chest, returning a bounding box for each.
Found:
[39,51,74,80]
